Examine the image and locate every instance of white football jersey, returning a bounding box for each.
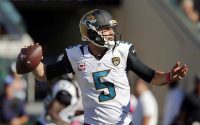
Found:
[66,41,133,125]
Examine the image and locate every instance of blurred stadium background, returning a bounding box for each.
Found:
[0,0,200,124]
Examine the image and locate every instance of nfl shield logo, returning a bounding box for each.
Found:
[78,62,86,71]
[112,57,120,66]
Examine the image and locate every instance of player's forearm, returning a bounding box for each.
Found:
[49,113,69,125]
[150,71,171,86]
[32,62,47,81]
[48,100,69,124]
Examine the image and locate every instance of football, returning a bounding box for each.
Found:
[16,43,43,74]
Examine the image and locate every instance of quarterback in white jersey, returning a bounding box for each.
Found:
[66,41,132,124]
[27,9,188,125]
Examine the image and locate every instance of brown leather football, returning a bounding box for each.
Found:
[16,43,43,74]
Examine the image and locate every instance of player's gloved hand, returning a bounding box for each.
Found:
[170,61,188,81]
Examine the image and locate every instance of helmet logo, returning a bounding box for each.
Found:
[109,20,117,26]
[83,15,96,29]
[86,15,96,21]
[112,57,120,66]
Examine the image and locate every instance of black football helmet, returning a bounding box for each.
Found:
[79,9,119,48]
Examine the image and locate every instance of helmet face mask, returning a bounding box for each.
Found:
[79,9,120,48]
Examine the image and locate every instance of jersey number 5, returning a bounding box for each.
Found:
[93,70,116,102]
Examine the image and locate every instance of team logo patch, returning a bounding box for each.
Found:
[112,57,120,66]
[78,62,86,71]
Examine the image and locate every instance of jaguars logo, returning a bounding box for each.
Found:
[86,15,96,21]
[112,57,120,66]
[82,15,96,29]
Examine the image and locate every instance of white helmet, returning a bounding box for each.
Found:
[53,80,77,105]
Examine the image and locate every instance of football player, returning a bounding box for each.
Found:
[36,79,83,125]
[26,9,188,124]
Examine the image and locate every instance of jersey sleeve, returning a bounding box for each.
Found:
[127,45,155,83]
[46,52,74,80]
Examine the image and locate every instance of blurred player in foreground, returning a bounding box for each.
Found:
[19,9,188,124]
[132,78,158,125]
[36,78,83,125]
